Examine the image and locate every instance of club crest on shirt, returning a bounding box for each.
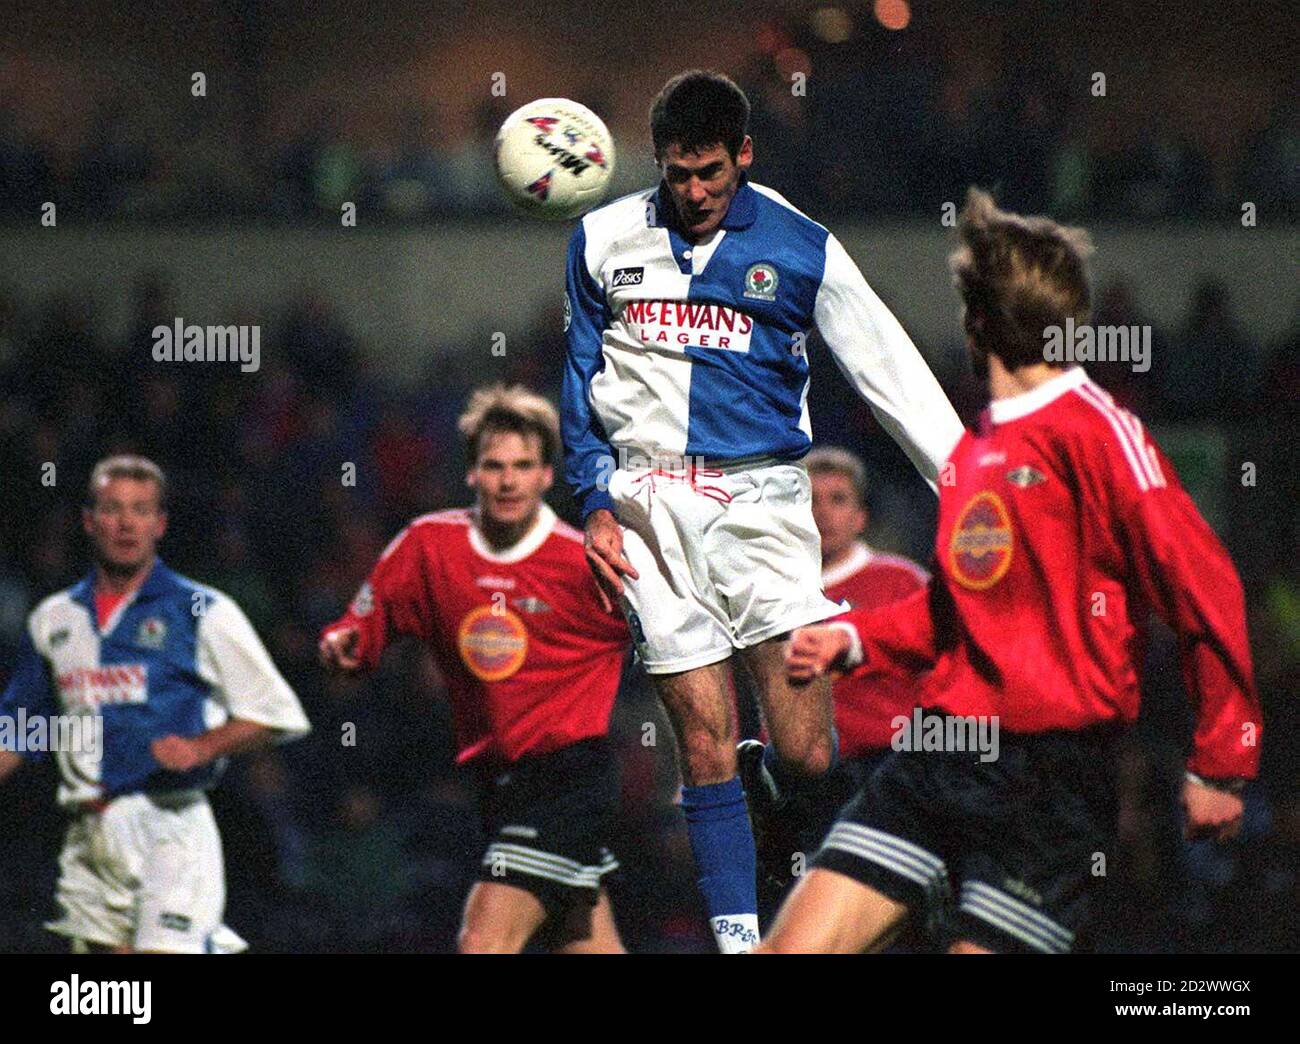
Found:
[136,617,168,649]
[743,262,779,301]
[1006,465,1046,488]
[949,491,1014,591]
[458,604,529,682]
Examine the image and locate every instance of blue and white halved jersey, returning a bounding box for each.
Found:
[0,560,310,807]
[562,177,965,519]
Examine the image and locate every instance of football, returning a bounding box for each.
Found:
[494,98,616,220]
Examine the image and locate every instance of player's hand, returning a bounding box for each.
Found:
[151,735,207,773]
[1181,777,1244,842]
[584,509,639,613]
[785,625,851,686]
[319,627,362,672]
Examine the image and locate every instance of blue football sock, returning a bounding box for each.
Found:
[681,777,760,952]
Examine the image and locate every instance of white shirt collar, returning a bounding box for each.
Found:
[467,503,557,564]
[988,366,1089,424]
[822,541,872,588]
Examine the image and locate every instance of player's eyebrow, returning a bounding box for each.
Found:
[667,161,723,179]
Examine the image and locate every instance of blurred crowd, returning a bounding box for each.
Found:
[0,34,1295,226]
[0,271,1295,952]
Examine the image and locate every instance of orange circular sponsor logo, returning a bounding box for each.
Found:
[458,604,528,681]
[949,491,1014,590]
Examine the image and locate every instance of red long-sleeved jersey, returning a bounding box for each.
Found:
[822,543,930,756]
[839,368,1261,779]
[322,505,628,766]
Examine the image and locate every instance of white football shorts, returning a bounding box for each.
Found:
[607,456,843,674]
[47,791,248,954]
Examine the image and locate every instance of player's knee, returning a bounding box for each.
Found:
[777,734,833,778]
[680,733,736,785]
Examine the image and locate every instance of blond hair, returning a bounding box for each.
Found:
[804,445,868,506]
[457,383,561,465]
[949,188,1094,368]
[86,454,168,509]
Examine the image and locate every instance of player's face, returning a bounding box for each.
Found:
[83,477,167,576]
[659,137,753,239]
[811,472,867,563]
[470,431,553,529]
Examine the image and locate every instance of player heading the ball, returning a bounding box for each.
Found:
[561,69,964,952]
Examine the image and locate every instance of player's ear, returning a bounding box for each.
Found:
[736,136,753,172]
[541,465,554,494]
[466,465,478,490]
[81,506,94,536]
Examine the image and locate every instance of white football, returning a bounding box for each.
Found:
[494,98,616,220]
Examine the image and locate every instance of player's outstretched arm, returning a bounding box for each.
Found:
[1097,430,1261,788]
[562,223,620,521]
[320,522,440,675]
[814,234,965,491]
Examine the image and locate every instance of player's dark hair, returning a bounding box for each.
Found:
[650,70,750,161]
[949,188,1094,370]
[85,455,168,511]
[458,383,561,467]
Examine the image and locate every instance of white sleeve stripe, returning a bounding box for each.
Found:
[1092,381,1165,489]
[1118,410,1166,489]
[1112,405,1158,488]
[1074,385,1151,492]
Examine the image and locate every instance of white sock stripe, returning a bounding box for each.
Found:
[962,882,1074,947]
[1075,385,1152,491]
[829,823,945,872]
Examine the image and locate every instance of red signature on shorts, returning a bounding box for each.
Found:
[630,464,733,504]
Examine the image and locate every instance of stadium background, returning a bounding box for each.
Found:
[0,0,1295,952]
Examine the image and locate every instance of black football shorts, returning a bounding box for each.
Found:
[473,737,620,915]
[813,714,1121,953]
